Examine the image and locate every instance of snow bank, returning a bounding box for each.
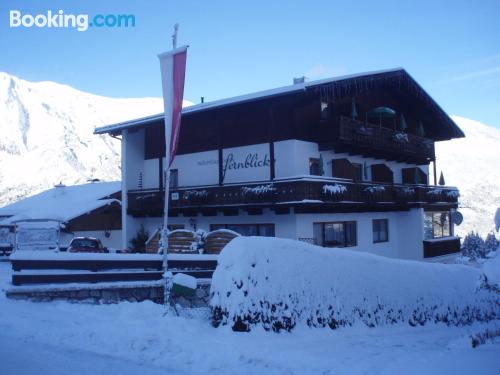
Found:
[173,273,197,289]
[210,237,499,332]
[483,253,500,288]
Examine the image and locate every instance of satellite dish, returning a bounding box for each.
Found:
[452,211,463,226]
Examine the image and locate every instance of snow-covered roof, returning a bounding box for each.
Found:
[0,182,121,224]
[94,68,404,135]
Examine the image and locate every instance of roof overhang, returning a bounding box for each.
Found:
[94,68,465,141]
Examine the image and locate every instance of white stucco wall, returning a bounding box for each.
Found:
[171,150,219,187]
[124,209,424,259]
[294,209,424,260]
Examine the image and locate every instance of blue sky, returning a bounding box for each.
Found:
[1,0,499,128]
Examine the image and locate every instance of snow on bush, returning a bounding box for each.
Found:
[210,237,499,332]
[241,184,276,195]
[322,184,347,195]
[183,190,209,200]
[393,132,409,142]
[446,190,460,198]
[427,188,443,196]
[484,232,499,254]
[396,186,415,196]
[483,253,500,289]
[461,232,487,260]
[364,185,385,194]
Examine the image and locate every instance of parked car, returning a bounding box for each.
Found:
[68,237,108,253]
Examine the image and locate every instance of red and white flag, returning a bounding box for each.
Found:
[158,45,188,167]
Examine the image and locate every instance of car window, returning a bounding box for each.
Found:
[71,239,99,248]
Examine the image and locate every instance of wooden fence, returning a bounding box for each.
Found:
[10,253,218,286]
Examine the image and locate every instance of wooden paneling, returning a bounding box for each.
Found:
[128,180,459,217]
[423,238,460,258]
[332,158,356,180]
[371,164,394,183]
[402,167,428,184]
[66,203,122,232]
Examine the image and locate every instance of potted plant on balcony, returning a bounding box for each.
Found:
[322,183,347,201]
[363,185,386,201]
[183,189,211,204]
[241,184,277,202]
[394,186,416,200]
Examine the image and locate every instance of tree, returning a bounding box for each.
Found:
[438,172,446,186]
[484,232,499,254]
[129,225,150,253]
[461,231,486,259]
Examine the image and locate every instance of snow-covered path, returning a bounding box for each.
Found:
[0,262,499,375]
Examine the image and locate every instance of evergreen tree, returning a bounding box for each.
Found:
[438,172,446,186]
[129,224,150,253]
[461,231,486,259]
[484,232,499,254]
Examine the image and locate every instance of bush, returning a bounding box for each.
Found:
[484,232,499,254]
[129,225,149,253]
[211,237,499,332]
[461,232,486,260]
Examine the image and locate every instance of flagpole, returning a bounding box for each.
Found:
[158,24,187,311]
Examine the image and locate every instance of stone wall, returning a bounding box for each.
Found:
[6,283,211,307]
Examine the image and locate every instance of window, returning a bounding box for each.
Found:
[167,224,184,231]
[373,219,389,243]
[210,224,275,237]
[309,158,320,176]
[313,221,357,247]
[169,169,178,189]
[424,211,451,239]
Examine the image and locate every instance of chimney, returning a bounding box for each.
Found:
[293,76,309,85]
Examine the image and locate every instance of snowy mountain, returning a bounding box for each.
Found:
[437,116,500,237]
[0,73,498,236]
[0,72,163,205]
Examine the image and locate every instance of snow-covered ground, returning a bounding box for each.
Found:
[0,261,499,375]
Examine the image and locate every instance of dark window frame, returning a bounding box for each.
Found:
[314,221,357,248]
[352,163,363,181]
[424,210,451,239]
[372,219,389,243]
[309,158,321,176]
[169,169,178,189]
[210,223,275,237]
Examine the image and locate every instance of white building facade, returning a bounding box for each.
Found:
[96,69,464,260]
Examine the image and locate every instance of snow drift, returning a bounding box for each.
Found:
[210,237,499,332]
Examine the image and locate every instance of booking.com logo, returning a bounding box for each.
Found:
[9,10,135,31]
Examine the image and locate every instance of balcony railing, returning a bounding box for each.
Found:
[331,116,435,162]
[127,178,459,216]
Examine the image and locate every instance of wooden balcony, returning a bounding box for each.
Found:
[321,116,435,164]
[127,178,459,217]
[423,237,461,258]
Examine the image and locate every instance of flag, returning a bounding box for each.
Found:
[158,46,188,167]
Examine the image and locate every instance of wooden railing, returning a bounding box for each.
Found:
[335,116,435,161]
[128,178,459,216]
[10,253,218,285]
